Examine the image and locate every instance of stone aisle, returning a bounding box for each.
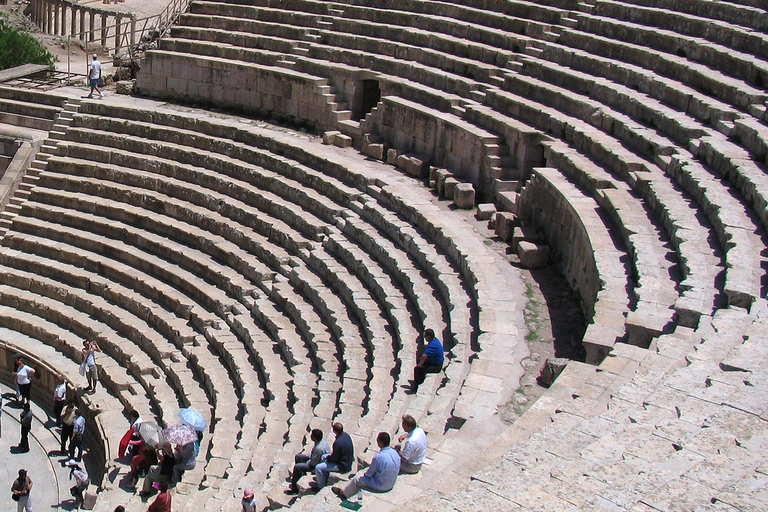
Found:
[405,302,768,511]
[0,380,72,511]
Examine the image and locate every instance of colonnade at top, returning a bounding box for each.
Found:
[28,0,136,52]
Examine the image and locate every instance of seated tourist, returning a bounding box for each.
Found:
[396,414,427,474]
[332,432,400,499]
[288,428,330,494]
[408,329,444,393]
[313,422,354,489]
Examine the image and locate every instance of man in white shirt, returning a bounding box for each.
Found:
[53,375,67,426]
[87,54,103,99]
[396,414,427,474]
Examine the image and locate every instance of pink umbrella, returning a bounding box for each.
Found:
[162,424,197,446]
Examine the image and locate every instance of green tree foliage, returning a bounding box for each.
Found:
[0,14,56,70]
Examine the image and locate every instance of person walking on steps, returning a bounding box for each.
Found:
[87,54,103,99]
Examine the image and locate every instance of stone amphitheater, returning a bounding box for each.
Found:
[0,0,767,510]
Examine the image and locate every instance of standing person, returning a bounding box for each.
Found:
[81,340,101,394]
[313,422,354,489]
[69,408,86,461]
[87,54,103,99]
[17,403,33,453]
[66,461,89,508]
[288,428,330,494]
[60,399,77,455]
[53,376,67,426]
[408,328,444,393]
[147,481,171,512]
[13,357,35,406]
[241,488,257,512]
[332,432,400,499]
[171,441,196,485]
[11,469,33,512]
[396,414,427,474]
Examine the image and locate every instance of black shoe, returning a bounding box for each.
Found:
[285,486,299,495]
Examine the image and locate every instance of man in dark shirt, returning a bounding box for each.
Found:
[409,328,444,393]
[313,422,354,489]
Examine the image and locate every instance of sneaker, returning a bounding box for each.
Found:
[98,94,103,99]
[86,95,93,99]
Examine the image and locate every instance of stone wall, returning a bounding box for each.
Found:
[137,53,335,130]
[519,168,628,363]
[363,95,500,189]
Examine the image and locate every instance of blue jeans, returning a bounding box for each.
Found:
[314,461,341,488]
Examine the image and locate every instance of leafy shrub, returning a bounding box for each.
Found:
[0,14,56,70]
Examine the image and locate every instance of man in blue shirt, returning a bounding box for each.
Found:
[332,432,400,499]
[408,328,444,393]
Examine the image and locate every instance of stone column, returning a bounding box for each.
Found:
[53,2,59,35]
[89,10,95,42]
[45,0,52,34]
[100,13,107,47]
[70,5,77,37]
[79,7,86,41]
[114,14,121,50]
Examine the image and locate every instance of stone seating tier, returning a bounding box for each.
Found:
[499,63,765,307]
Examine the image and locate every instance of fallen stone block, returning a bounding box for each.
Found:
[435,169,452,197]
[115,80,136,95]
[444,177,460,199]
[494,211,517,241]
[405,155,428,177]
[454,183,475,209]
[476,203,497,221]
[386,148,399,165]
[511,226,544,252]
[539,357,569,387]
[517,241,549,268]
[363,142,385,160]
[322,130,341,145]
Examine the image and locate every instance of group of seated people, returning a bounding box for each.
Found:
[119,411,199,502]
[288,414,428,500]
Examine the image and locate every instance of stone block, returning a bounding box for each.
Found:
[115,80,136,95]
[363,142,385,160]
[494,211,517,242]
[454,183,475,209]
[539,357,569,387]
[386,148,399,164]
[517,241,549,268]
[444,177,460,199]
[435,169,452,196]
[476,203,496,221]
[333,133,353,148]
[511,226,544,252]
[82,491,97,510]
[322,130,341,145]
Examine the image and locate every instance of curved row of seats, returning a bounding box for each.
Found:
[136,0,768,364]
[0,90,522,509]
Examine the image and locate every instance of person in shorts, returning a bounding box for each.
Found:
[87,54,103,99]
